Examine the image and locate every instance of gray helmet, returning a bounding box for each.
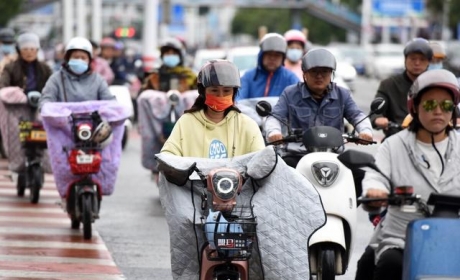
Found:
[301,48,337,72]
[198,59,241,88]
[0,28,15,44]
[260,33,287,54]
[403,38,433,60]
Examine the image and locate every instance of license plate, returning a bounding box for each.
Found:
[30,130,46,141]
[76,154,94,164]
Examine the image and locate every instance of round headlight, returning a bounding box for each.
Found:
[77,123,92,141]
[216,177,234,195]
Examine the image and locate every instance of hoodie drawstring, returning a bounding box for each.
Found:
[263,72,274,97]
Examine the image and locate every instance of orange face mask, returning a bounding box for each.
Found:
[205,94,234,112]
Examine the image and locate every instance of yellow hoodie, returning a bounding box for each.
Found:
[161,110,265,158]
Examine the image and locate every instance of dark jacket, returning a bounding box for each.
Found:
[0,58,52,92]
[370,71,413,137]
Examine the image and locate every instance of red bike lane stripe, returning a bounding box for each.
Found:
[0,159,125,279]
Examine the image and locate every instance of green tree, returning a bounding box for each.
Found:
[231,8,346,44]
[0,0,24,27]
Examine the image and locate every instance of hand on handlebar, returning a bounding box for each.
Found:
[267,133,283,143]
[365,189,389,208]
[357,132,374,145]
[374,117,389,129]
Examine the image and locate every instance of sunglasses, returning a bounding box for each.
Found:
[421,99,455,112]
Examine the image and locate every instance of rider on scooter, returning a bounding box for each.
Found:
[161,59,265,158]
[283,29,308,81]
[265,48,373,167]
[140,37,197,93]
[0,32,52,171]
[355,69,460,280]
[237,33,299,101]
[39,36,115,109]
[372,38,432,141]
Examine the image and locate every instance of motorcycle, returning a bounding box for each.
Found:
[156,147,326,279]
[255,98,386,280]
[41,100,130,239]
[337,149,460,280]
[109,85,134,150]
[137,89,198,174]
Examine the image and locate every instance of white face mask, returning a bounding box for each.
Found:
[286,48,303,62]
[428,62,443,71]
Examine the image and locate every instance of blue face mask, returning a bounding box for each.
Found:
[428,62,443,70]
[1,44,15,55]
[163,54,180,67]
[286,48,303,62]
[68,59,89,75]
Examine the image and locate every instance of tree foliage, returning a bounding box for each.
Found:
[231,8,346,44]
[0,0,24,27]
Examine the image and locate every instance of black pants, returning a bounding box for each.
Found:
[355,246,403,280]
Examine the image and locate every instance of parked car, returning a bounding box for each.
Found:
[192,48,227,73]
[225,46,259,76]
[364,44,405,79]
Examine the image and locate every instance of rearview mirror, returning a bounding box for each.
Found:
[255,101,272,117]
[370,97,386,114]
[337,150,375,170]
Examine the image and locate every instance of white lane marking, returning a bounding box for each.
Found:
[0,240,108,250]
[0,206,64,214]
[0,196,59,204]
[0,216,68,224]
[0,271,125,279]
[0,254,116,266]
[0,227,101,237]
[0,189,59,197]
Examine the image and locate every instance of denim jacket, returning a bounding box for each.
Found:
[265,82,372,137]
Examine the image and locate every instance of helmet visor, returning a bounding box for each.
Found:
[200,62,241,88]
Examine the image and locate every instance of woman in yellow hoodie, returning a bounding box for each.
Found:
[161,59,265,158]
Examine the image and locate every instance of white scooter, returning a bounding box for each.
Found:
[109,85,134,150]
[255,98,386,280]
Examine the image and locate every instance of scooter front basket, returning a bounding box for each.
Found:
[203,206,257,261]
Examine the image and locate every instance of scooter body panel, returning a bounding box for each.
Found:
[296,152,357,268]
[403,218,460,280]
[309,215,345,248]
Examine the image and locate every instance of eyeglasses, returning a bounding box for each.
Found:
[307,68,332,77]
[421,100,455,112]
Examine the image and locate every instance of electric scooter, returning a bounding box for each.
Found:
[338,149,460,280]
[255,98,386,280]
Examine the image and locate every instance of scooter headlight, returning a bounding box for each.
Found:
[211,170,241,201]
[311,162,339,187]
[77,123,92,141]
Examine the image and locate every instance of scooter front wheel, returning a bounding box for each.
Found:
[82,194,92,239]
[17,172,26,197]
[29,165,43,204]
[317,249,335,280]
